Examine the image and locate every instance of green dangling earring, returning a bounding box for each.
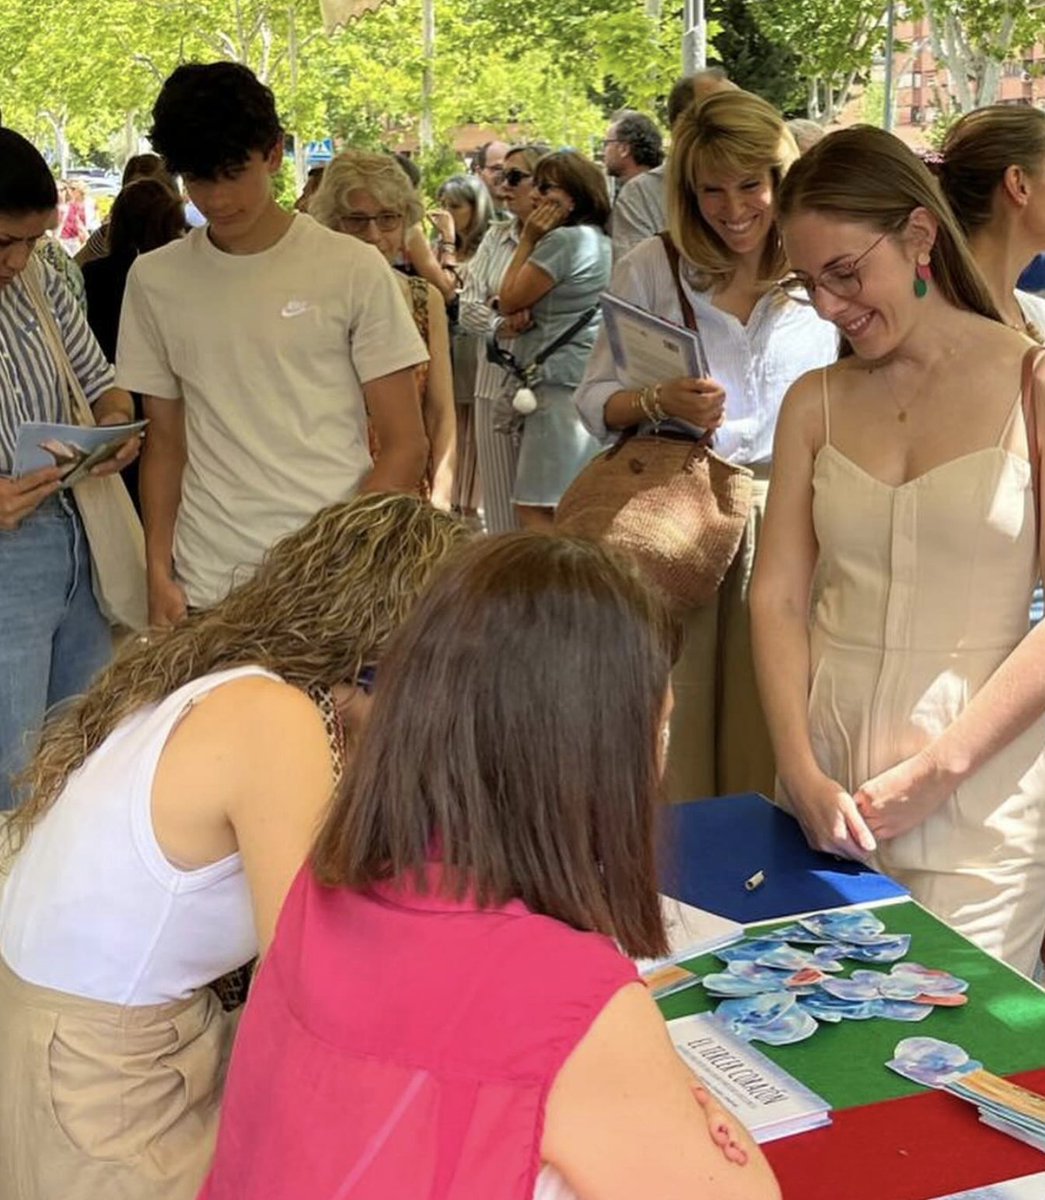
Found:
[914,255,932,299]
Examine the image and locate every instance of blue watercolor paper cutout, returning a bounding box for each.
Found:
[715,992,819,1046]
[799,910,887,945]
[798,992,877,1022]
[770,923,837,945]
[872,999,932,1022]
[891,963,968,995]
[702,961,818,997]
[820,976,882,1001]
[755,945,843,974]
[835,935,912,963]
[715,938,790,964]
[887,1037,982,1087]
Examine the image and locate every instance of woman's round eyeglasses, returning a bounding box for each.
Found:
[778,231,890,305]
[340,212,403,235]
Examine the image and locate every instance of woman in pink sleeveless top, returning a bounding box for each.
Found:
[200,534,780,1200]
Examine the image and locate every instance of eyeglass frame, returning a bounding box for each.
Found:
[338,211,403,234]
[777,230,893,306]
[535,180,566,196]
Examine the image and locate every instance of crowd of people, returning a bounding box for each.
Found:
[1,50,1045,1200]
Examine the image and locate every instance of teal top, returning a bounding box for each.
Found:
[513,224,610,388]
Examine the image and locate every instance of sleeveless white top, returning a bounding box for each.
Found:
[0,666,279,1005]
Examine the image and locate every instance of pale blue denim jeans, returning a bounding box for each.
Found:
[0,494,111,810]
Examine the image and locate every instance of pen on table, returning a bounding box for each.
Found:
[744,869,765,892]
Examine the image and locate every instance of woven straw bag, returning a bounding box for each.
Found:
[555,232,753,609]
[555,428,752,608]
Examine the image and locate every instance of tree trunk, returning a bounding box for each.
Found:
[824,79,837,125]
[420,0,434,152]
[123,110,138,166]
[288,3,306,192]
[807,75,821,120]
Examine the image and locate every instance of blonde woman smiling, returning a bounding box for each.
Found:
[575,91,837,802]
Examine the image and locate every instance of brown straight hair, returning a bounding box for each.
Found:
[777,125,1001,326]
[940,105,1045,235]
[533,149,612,232]
[311,533,681,960]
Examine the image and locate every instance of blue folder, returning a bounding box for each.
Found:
[657,792,908,924]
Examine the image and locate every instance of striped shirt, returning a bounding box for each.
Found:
[0,262,114,474]
[457,218,520,402]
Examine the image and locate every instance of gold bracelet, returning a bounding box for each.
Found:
[650,383,666,425]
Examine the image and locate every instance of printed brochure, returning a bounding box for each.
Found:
[13,420,147,487]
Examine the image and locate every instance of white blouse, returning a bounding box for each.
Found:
[574,236,839,464]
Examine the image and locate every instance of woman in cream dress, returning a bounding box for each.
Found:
[752,127,1045,976]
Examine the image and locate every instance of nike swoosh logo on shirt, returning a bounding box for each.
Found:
[281,299,312,318]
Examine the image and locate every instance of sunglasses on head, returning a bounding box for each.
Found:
[498,168,532,187]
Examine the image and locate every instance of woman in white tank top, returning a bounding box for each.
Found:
[0,493,467,1200]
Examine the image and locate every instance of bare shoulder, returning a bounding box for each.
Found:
[777,364,831,449]
[425,281,450,330]
[186,676,328,759]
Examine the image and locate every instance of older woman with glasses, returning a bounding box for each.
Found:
[751,126,1045,976]
[311,152,456,509]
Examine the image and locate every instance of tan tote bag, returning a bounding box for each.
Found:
[23,259,148,631]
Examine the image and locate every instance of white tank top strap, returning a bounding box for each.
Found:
[129,666,284,890]
[820,367,832,447]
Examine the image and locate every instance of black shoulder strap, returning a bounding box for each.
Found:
[487,304,599,382]
[532,305,599,368]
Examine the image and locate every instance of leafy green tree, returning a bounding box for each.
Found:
[748,0,887,122]
[709,0,805,116]
[920,0,1045,112]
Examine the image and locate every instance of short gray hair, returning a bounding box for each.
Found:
[310,150,423,231]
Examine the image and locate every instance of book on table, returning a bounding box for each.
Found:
[669,1011,833,1143]
[635,896,743,999]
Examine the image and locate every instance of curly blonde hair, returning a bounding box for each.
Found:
[668,90,799,290]
[309,150,423,232]
[4,494,469,861]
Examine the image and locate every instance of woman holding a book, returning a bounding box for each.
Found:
[0,128,140,814]
[574,91,837,803]
[199,532,781,1200]
[0,494,467,1200]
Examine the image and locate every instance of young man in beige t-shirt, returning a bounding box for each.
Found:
[117,63,429,620]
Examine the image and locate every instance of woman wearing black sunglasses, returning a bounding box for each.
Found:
[458,143,550,533]
[496,149,613,529]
